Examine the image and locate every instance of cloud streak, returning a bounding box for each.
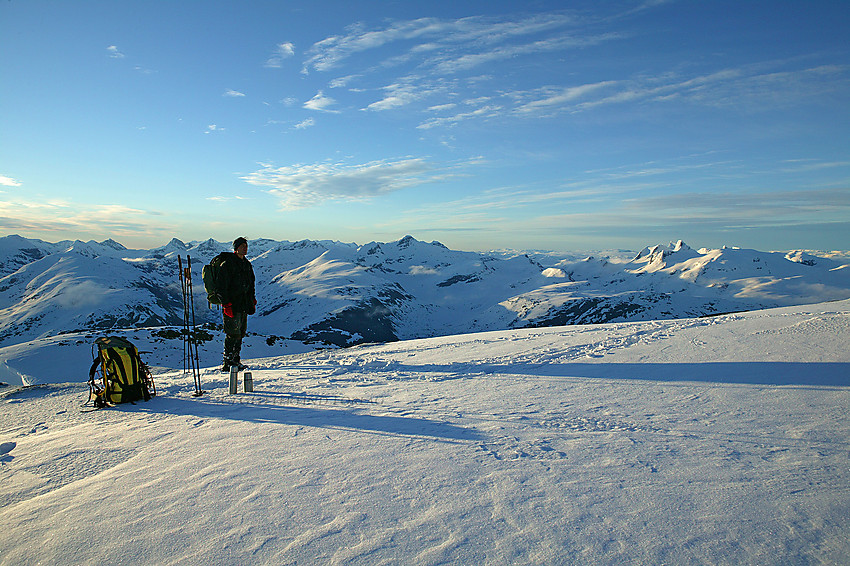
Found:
[241,157,476,209]
[379,186,850,248]
[302,14,582,74]
[294,117,316,129]
[292,11,848,131]
[615,188,850,228]
[265,42,295,68]
[304,91,340,112]
[430,32,621,75]
[0,199,171,239]
[406,62,850,129]
[0,175,22,187]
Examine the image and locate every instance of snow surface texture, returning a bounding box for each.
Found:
[2,235,849,355]
[1,300,848,564]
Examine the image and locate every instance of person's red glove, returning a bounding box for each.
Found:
[223,303,233,318]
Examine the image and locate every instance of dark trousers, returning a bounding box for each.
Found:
[223,311,248,365]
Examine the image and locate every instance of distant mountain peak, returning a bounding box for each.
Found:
[632,240,689,263]
[398,235,416,247]
[100,238,127,251]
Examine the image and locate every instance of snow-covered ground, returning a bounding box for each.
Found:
[1,300,849,564]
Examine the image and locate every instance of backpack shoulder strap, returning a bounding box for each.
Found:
[89,357,100,381]
[87,351,108,408]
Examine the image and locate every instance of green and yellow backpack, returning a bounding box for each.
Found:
[87,336,156,408]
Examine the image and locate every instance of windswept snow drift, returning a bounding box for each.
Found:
[1,300,848,564]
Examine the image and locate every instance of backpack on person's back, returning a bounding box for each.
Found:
[202,252,232,305]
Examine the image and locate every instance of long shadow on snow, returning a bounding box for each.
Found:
[134,394,481,443]
[396,361,850,387]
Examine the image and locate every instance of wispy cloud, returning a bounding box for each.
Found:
[427,103,458,112]
[631,187,850,221]
[514,187,850,240]
[304,91,340,112]
[204,124,224,134]
[0,199,171,239]
[241,157,478,209]
[417,105,503,129]
[303,18,446,73]
[617,0,679,18]
[294,118,316,129]
[295,11,848,130]
[431,32,620,75]
[329,75,360,88]
[511,64,849,118]
[375,147,850,239]
[301,14,590,75]
[365,80,440,111]
[0,175,22,187]
[513,81,619,114]
[265,42,295,68]
[224,89,246,97]
[404,61,849,130]
[207,196,249,202]
[780,160,850,173]
[297,13,628,122]
[380,185,850,246]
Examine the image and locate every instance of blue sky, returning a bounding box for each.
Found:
[1,0,848,252]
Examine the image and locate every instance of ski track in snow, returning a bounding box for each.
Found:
[0,302,849,564]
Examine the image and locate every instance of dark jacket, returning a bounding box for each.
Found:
[219,253,256,313]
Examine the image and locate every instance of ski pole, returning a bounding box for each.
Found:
[186,256,203,396]
[178,255,189,375]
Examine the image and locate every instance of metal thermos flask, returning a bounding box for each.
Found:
[229,367,238,394]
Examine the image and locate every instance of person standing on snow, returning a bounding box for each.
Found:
[219,237,256,372]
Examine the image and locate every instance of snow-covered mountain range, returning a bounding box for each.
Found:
[1,234,848,350]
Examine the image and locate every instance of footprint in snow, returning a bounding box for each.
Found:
[0,441,16,462]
